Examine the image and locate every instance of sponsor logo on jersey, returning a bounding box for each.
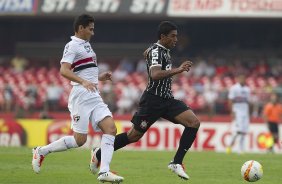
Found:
[152,48,158,65]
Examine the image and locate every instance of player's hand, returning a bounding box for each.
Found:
[178,61,193,73]
[81,80,97,92]
[99,72,112,81]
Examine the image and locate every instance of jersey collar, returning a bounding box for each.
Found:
[71,36,88,43]
[155,43,170,51]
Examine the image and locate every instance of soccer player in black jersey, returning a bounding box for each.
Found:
[90,21,200,180]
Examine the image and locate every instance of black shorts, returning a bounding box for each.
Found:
[268,122,279,134]
[131,92,190,133]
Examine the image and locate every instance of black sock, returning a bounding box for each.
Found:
[173,127,198,164]
[96,132,129,161]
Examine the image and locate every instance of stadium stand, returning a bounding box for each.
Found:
[1,55,281,117]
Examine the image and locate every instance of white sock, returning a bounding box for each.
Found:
[99,134,115,173]
[39,136,78,156]
[239,135,245,152]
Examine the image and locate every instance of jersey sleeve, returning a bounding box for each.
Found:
[60,43,76,64]
[148,47,162,69]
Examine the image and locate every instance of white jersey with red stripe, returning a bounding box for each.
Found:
[228,83,251,116]
[60,36,98,85]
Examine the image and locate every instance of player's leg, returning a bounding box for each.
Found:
[226,132,238,153]
[38,131,86,154]
[98,116,116,174]
[32,112,89,173]
[164,100,200,180]
[237,116,249,154]
[94,125,145,161]
[91,125,145,176]
[32,87,92,174]
[167,109,199,180]
[171,109,200,164]
[268,122,279,152]
[91,92,161,173]
[239,132,246,154]
[273,124,279,148]
[97,117,124,182]
[92,115,154,173]
[32,132,85,173]
[90,99,124,182]
[92,125,146,175]
[226,114,243,153]
[91,130,131,173]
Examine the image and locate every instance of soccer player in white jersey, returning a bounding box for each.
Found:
[31,14,124,183]
[226,74,251,154]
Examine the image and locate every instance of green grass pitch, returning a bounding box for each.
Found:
[0,147,281,184]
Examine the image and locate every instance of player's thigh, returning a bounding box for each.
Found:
[68,88,92,134]
[268,122,278,134]
[90,96,115,134]
[233,116,248,134]
[163,99,200,128]
[131,111,160,133]
[174,109,200,128]
[131,93,164,133]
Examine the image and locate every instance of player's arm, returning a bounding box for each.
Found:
[60,62,97,92]
[228,99,235,120]
[150,61,192,80]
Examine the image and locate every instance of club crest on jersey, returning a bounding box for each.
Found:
[84,45,91,53]
[73,115,80,122]
[140,120,148,129]
[166,64,172,70]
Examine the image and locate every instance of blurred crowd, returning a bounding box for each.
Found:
[0,54,281,118]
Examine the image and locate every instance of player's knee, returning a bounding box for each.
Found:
[110,126,117,136]
[190,119,200,128]
[128,133,143,143]
[104,125,117,136]
[129,136,141,143]
[75,137,87,147]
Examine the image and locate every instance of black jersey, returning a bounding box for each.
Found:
[145,43,173,99]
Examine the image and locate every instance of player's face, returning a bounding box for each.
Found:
[81,23,94,41]
[238,75,246,85]
[162,30,178,49]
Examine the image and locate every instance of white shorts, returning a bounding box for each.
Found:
[232,115,249,134]
[68,85,112,134]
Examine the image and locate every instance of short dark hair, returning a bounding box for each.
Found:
[73,14,94,32]
[157,21,178,39]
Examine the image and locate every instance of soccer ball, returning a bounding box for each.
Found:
[241,160,263,182]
